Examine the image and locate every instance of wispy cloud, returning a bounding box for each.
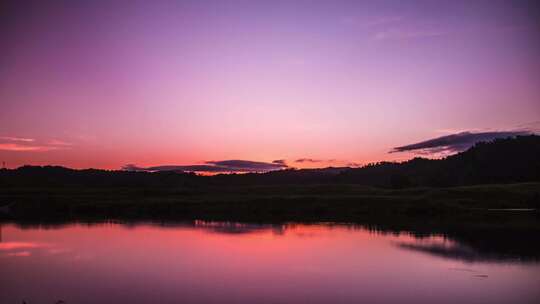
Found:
[373,22,533,42]
[373,29,448,41]
[0,136,34,142]
[514,120,540,132]
[295,158,325,163]
[0,136,72,152]
[390,130,532,155]
[364,16,403,27]
[47,139,73,146]
[341,16,403,27]
[0,143,57,152]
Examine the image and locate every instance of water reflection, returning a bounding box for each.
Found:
[396,241,525,264]
[192,220,285,235]
[1,221,539,304]
[3,220,540,263]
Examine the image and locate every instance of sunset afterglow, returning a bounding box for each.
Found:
[1,1,539,171]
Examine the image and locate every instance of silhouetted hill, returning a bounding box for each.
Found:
[336,135,540,187]
[0,166,199,188]
[1,135,539,189]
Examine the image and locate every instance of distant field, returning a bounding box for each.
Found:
[1,183,539,225]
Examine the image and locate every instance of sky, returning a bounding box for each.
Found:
[1,0,539,171]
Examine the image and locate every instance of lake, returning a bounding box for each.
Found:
[1,221,539,304]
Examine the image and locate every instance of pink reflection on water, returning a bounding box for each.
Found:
[1,222,539,304]
[6,251,32,257]
[0,242,44,250]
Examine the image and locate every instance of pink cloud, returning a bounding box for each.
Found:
[48,139,73,146]
[0,242,44,250]
[6,251,32,257]
[0,137,72,152]
[0,136,35,142]
[0,143,58,152]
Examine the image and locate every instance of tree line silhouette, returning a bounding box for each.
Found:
[1,135,539,189]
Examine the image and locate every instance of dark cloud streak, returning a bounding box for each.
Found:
[206,160,287,171]
[123,159,288,173]
[391,131,531,155]
[295,158,324,163]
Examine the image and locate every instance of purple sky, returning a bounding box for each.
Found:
[1,0,539,170]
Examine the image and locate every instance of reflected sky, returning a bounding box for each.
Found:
[1,222,539,304]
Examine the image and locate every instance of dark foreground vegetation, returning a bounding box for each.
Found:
[0,136,539,224]
[0,181,539,222]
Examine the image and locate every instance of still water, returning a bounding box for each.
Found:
[1,221,539,304]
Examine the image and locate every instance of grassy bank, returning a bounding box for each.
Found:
[1,182,539,223]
